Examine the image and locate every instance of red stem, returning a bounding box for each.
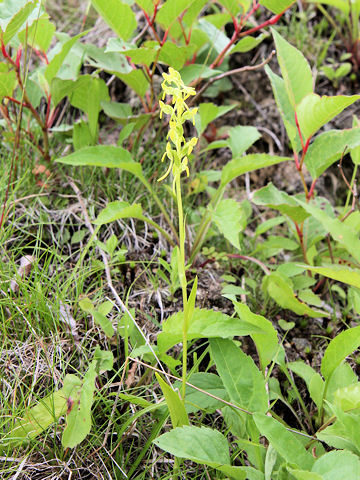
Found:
[239,12,284,37]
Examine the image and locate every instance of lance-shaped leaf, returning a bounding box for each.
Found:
[263,273,329,317]
[265,65,302,153]
[252,183,309,222]
[91,0,136,40]
[57,146,143,178]
[301,265,360,289]
[254,413,315,470]
[294,198,360,263]
[296,93,360,140]
[156,374,189,428]
[321,326,360,380]
[271,28,313,107]
[157,308,271,353]
[210,338,268,413]
[221,154,291,187]
[305,127,360,179]
[1,0,38,45]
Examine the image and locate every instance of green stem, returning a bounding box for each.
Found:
[141,215,176,246]
[344,164,358,212]
[140,175,179,243]
[175,175,189,401]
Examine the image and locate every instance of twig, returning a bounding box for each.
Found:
[189,51,275,106]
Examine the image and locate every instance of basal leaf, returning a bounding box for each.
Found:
[2,375,81,445]
[94,201,143,224]
[321,325,360,380]
[210,338,268,413]
[221,154,291,187]
[153,425,231,467]
[271,29,313,107]
[91,0,136,40]
[297,93,360,140]
[57,146,144,178]
[157,308,270,353]
[305,127,360,179]
[254,413,315,469]
[93,311,115,337]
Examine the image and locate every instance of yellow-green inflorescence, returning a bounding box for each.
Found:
[158,67,198,189]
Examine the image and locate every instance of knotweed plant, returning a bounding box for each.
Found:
[159,68,198,399]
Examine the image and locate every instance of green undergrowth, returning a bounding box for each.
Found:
[2,1,360,479]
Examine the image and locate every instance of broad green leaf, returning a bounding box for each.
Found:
[252,183,309,222]
[69,75,109,141]
[217,0,248,15]
[264,273,328,317]
[45,31,87,83]
[210,338,268,413]
[305,127,360,179]
[157,41,187,70]
[158,308,270,353]
[57,146,144,178]
[182,373,229,413]
[253,413,315,469]
[233,302,279,370]
[116,69,149,98]
[73,121,92,150]
[101,101,132,120]
[18,15,56,51]
[94,201,143,224]
[134,0,154,15]
[213,198,244,249]
[197,19,230,55]
[312,450,360,480]
[121,46,157,67]
[195,103,235,136]
[153,425,231,467]
[93,311,115,337]
[2,374,81,444]
[2,0,37,45]
[321,325,360,380]
[230,34,267,54]
[271,29,313,107]
[316,416,359,453]
[265,65,301,153]
[221,154,291,187]
[294,199,360,263]
[86,43,132,74]
[156,374,189,427]
[351,116,360,164]
[302,265,360,289]
[62,349,113,448]
[179,64,222,84]
[0,70,16,98]
[228,125,261,158]
[156,0,197,27]
[93,346,114,371]
[297,93,360,140]
[334,383,360,411]
[91,0,136,40]
[260,0,295,14]
[288,469,323,480]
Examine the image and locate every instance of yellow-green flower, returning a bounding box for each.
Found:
[158,68,198,187]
